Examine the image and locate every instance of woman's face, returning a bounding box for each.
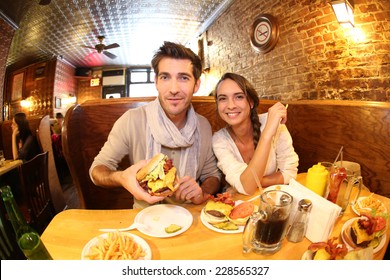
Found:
[216,78,252,127]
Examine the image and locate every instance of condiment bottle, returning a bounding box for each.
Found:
[286,199,312,243]
[306,163,329,196]
[0,185,52,260]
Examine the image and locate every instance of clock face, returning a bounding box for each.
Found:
[254,21,271,45]
[250,14,280,54]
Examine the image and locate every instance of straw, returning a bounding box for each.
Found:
[285,104,289,110]
[333,146,344,165]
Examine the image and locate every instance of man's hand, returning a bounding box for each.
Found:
[121,160,166,204]
[174,176,204,204]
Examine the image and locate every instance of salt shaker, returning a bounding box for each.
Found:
[286,199,312,243]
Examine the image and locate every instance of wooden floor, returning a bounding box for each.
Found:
[59,168,80,209]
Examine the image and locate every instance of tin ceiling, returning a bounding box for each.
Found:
[1,0,233,69]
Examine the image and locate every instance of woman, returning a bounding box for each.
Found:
[212,73,298,195]
[12,112,40,162]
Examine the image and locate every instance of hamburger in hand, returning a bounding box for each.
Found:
[136,153,179,197]
[343,213,387,250]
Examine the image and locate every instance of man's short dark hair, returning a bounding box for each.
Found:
[151,41,202,81]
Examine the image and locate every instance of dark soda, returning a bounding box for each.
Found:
[255,217,289,245]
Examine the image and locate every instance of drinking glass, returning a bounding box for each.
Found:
[243,190,293,255]
[0,150,5,166]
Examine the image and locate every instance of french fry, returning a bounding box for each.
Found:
[84,231,146,260]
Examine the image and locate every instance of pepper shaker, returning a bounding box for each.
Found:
[286,199,312,243]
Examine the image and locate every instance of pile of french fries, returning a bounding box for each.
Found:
[356,194,387,215]
[84,232,146,260]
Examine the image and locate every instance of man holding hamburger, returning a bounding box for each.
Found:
[90,42,221,208]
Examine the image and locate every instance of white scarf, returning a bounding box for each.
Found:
[145,98,199,179]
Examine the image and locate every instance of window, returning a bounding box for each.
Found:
[127,68,156,97]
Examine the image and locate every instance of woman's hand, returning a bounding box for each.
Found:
[262,102,288,138]
[12,126,19,138]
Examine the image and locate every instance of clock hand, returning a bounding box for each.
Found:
[258,30,269,37]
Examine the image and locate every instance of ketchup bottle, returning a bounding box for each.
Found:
[326,166,347,203]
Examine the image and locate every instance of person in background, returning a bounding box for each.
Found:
[90,41,221,208]
[51,112,64,153]
[52,112,64,135]
[51,112,67,180]
[212,73,298,195]
[12,112,40,162]
[8,112,40,200]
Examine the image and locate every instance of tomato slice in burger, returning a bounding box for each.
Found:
[229,202,254,219]
[375,216,386,232]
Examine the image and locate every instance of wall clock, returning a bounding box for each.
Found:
[250,14,280,54]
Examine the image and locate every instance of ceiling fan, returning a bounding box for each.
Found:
[82,36,120,59]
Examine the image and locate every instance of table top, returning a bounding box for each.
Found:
[0,160,22,176]
[41,174,390,260]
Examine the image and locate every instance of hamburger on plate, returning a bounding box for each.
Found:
[342,213,387,251]
[305,237,374,260]
[136,153,179,197]
[202,192,257,230]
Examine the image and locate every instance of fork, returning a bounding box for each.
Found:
[99,222,149,233]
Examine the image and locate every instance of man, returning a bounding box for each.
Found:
[90,41,221,208]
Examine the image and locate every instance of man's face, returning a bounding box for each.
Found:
[155,58,200,123]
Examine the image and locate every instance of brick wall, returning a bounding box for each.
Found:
[205,0,390,101]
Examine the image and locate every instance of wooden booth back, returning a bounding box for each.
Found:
[62,97,390,209]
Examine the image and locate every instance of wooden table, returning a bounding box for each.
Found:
[41,174,390,260]
[0,160,22,176]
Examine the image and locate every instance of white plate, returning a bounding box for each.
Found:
[200,207,244,234]
[81,232,152,260]
[134,204,193,238]
[301,250,314,260]
[352,196,387,216]
[341,217,386,254]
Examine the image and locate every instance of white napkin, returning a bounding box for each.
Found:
[278,179,342,243]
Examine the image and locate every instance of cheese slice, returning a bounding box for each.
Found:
[352,220,374,244]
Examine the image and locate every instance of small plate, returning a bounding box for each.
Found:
[134,204,193,238]
[81,232,152,260]
[352,196,387,216]
[200,207,244,234]
[341,217,386,254]
[301,250,314,260]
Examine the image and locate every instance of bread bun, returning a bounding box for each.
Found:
[203,200,233,224]
[203,208,229,224]
[342,223,358,249]
[136,153,166,181]
[136,153,179,197]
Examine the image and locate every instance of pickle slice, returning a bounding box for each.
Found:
[165,224,182,233]
[212,221,238,231]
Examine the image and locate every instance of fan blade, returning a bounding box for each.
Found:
[103,51,117,59]
[81,45,96,50]
[104,43,120,50]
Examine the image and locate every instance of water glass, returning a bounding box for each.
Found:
[0,150,5,166]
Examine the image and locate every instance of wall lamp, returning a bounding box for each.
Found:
[330,0,354,28]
